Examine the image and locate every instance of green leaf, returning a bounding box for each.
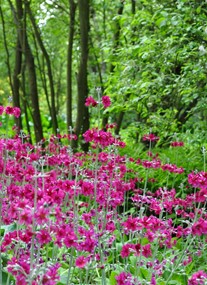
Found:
[140,267,150,280]
[1,223,17,236]
[156,17,167,28]
[196,6,201,14]
[109,271,117,285]
[2,271,15,285]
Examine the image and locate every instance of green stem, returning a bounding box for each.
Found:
[66,247,75,285]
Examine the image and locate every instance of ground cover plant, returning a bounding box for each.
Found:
[0,100,207,285]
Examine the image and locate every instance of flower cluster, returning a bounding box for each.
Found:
[0,105,207,285]
[0,105,21,118]
[170,141,184,147]
[188,270,207,285]
[85,96,98,107]
[83,128,125,148]
[85,95,111,108]
[142,133,159,142]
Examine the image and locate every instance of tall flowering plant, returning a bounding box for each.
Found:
[0,102,207,285]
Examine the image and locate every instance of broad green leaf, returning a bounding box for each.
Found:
[109,271,117,285]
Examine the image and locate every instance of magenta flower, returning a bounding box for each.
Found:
[35,206,49,225]
[150,274,156,285]
[192,218,207,236]
[5,106,13,115]
[41,263,60,285]
[142,244,152,258]
[115,272,134,285]
[0,106,4,115]
[75,256,89,268]
[36,229,52,245]
[122,216,139,233]
[171,141,184,147]
[120,243,134,258]
[142,133,159,142]
[19,208,33,225]
[13,106,21,118]
[188,270,207,285]
[85,96,98,107]
[102,95,111,108]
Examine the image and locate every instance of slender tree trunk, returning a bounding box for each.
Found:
[13,37,23,130]
[0,3,22,130]
[73,0,90,151]
[56,62,63,114]
[26,1,58,135]
[0,5,13,94]
[24,36,43,142]
[8,0,43,142]
[21,62,32,143]
[131,0,136,15]
[67,0,77,130]
[35,52,52,126]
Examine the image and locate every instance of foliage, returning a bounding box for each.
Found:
[0,106,207,285]
[104,0,207,141]
[0,0,207,145]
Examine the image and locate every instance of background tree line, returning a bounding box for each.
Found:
[0,0,207,149]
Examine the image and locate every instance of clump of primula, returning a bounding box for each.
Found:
[85,96,98,107]
[83,128,125,149]
[170,141,184,147]
[142,133,159,142]
[188,270,207,285]
[85,95,111,108]
[102,95,111,108]
[1,101,207,285]
[0,105,21,118]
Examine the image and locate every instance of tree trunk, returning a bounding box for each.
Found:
[24,37,44,142]
[66,0,77,130]
[9,0,43,142]
[73,0,90,151]
[1,3,22,130]
[12,37,23,131]
[26,1,58,135]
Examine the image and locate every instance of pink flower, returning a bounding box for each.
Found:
[142,133,159,142]
[80,180,94,196]
[120,243,134,258]
[83,128,116,148]
[105,123,117,129]
[75,256,88,268]
[142,244,152,258]
[36,229,52,245]
[183,256,192,266]
[13,107,21,118]
[19,208,33,225]
[42,263,60,285]
[150,274,156,285]
[170,141,184,147]
[192,218,207,236]
[102,96,111,108]
[115,272,134,285]
[85,96,98,107]
[63,230,77,248]
[122,216,139,233]
[35,206,49,225]
[5,106,13,115]
[188,270,207,285]
[0,106,4,115]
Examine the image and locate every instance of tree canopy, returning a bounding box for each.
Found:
[0,0,207,148]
